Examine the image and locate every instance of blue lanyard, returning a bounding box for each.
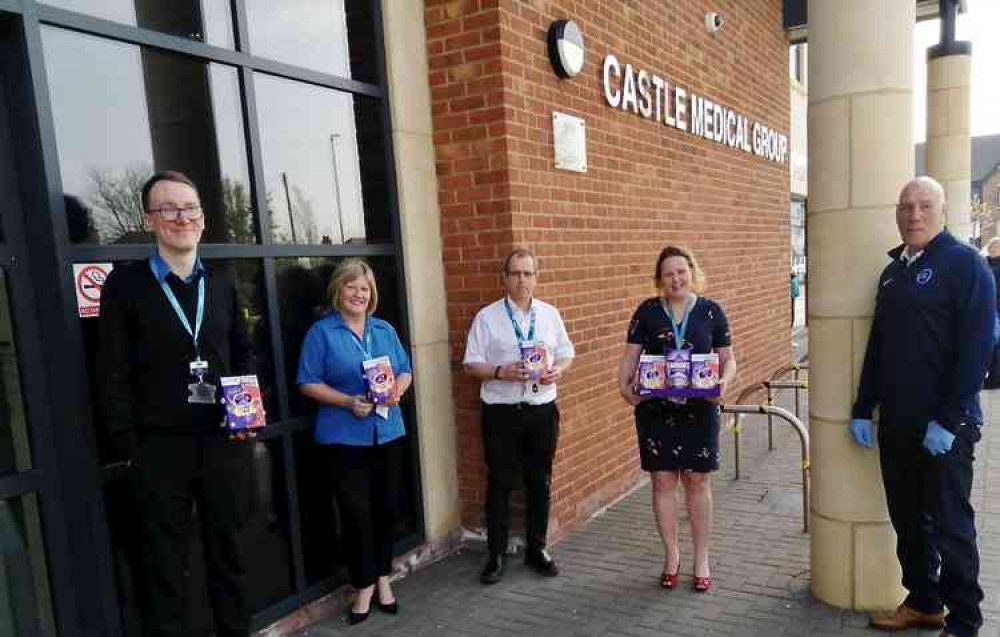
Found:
[348,319,374,359]
[661,296,695,348]
[159,276,205,356]
[503,298,535,342]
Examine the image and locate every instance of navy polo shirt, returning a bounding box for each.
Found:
[297,312,411,446]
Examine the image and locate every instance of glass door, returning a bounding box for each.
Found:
[0,50,58,636]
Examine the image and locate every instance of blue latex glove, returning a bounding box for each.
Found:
[923,420,956,456]
[849,418,874,448]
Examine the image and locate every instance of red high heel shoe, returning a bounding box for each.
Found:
[692,575,712,593]
[660,571,679,589]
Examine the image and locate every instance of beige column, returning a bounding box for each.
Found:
[381,0,462,542]
[926,52,972,240]
[807,0,913,610]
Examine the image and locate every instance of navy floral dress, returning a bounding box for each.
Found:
[627,296,731,472]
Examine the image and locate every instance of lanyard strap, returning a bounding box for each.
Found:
[348,319,373,359]
[661,296,695,348]
[504,298,536,342]
[159,276,205,356]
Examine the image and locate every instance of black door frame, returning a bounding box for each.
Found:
[0,1,424,634]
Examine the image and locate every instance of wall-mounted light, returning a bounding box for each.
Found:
[547,20,585,78]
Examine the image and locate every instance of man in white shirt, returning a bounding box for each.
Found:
[463,247,575,584]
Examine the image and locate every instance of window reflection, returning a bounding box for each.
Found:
[42,27,254,245]
[42,0,234,48]
[0,269,32,477]
[255,75,391,245]
[0,495,56,636]
[245,0,379,82]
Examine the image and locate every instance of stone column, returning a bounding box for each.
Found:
[807,0,913,610]
[381,0,462,542]
[926,46,972,241]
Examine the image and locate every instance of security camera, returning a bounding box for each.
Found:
[705,12,724,35]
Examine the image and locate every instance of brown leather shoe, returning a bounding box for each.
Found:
[869,604,945,631]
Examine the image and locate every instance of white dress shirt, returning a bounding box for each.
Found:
[463,297,575,405]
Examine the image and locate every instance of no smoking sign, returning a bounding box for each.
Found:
[73,263,113,318]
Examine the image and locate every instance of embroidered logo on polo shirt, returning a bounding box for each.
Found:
[916,268,934,285]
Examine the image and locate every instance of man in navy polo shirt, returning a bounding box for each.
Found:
[850,177,994,637]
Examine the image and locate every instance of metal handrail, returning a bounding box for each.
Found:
[727,382,766,479]
[765,364,810,449]
[721,403,811,533]
[764,379,809,450]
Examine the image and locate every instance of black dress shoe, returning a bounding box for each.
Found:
[374,596,399,614]
[524,548,559,577]
[480,553,506,584]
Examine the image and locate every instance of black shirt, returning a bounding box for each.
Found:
[96,259,254,454]
[627,296,731,354]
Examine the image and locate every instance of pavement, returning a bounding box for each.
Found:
[295,333,1000,637]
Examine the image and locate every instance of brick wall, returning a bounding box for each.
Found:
[426,0,791,542]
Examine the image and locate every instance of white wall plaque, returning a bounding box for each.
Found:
[552,111,587,173]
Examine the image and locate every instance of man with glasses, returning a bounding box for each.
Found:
[850,177,994,637]
[96,171,256,636]
[463,247,575,584]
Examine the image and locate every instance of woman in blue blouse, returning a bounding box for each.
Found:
[617,245,736,594]
[298,258,412,625]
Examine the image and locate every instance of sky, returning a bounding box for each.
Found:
[913,0,1000,142]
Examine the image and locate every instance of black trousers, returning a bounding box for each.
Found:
[879,424,983,637]
[129,434,255,637]
[326,439,404,589]
[481,401,560,556]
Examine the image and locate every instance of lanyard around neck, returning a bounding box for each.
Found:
[347,318,373,359]
[661,296,695,348]
[504,298,535,342]
[159,276,205,356]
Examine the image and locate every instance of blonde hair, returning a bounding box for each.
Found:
[654,245,706,294]
[328,258,379,315]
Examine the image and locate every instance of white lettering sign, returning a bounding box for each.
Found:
[600,54,788,164]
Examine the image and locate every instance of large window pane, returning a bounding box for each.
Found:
[255,75,391,245]
[0,495,56,636]
[43,27,254,245]
[41,0,234,48]
[245,0,379,83]
[0,269,32,476]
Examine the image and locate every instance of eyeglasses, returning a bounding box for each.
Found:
[896,202,935,214]
[505,270,536,278]
[149,205,203,221]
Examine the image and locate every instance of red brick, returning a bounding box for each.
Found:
[427,0,792,544]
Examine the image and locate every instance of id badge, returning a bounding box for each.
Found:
[190,359,210,377]
[187,381,217,405]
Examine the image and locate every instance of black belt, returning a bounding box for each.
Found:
[489,402,552,411]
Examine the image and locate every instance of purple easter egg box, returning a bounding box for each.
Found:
[520,341,548,380]
[636,354,666,396]
[363,356,395,404]
[221,375,266,430]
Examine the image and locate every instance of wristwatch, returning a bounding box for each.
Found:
[493,365,502,380]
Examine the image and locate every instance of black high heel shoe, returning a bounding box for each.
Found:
[348,607,371,626]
